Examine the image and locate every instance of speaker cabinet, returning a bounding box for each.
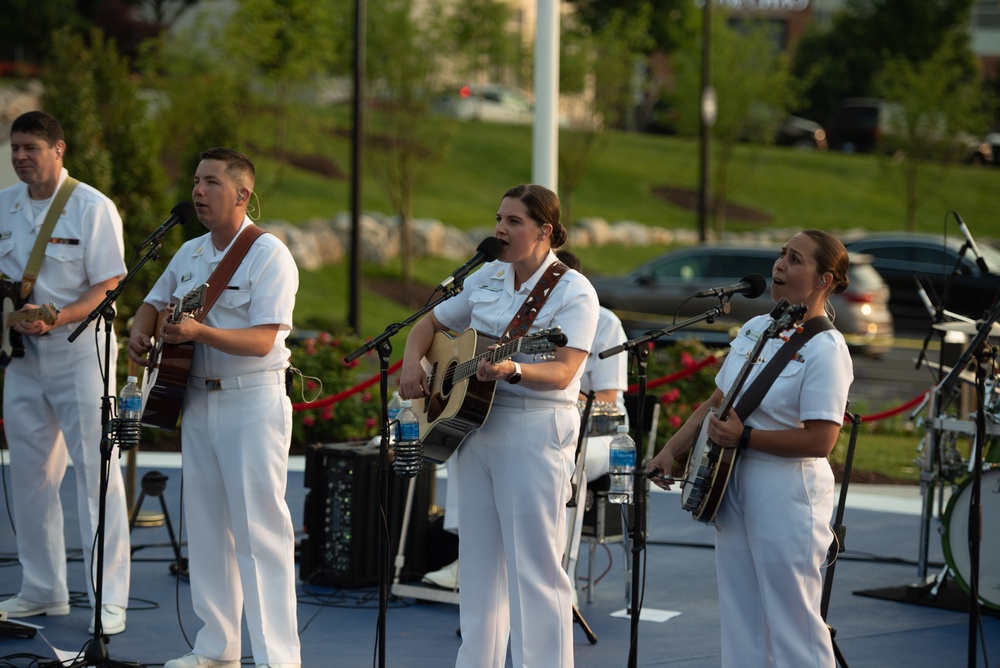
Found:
[299,443,431,588]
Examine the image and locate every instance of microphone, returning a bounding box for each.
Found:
[694,273,768,299]
[435,237,504,291]
[137,202,197,252]
[954,211,989,273]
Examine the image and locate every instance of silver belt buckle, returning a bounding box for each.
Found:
[205,378,223,391]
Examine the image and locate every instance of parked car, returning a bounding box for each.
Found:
[825,97,886,153]
[437,84,534,124]
[844,233,1000,333]
[775,115,828,150]
[588,243,894,356]
[826,97,991,163]
[740,104,827,150]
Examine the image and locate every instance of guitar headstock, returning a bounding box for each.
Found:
[765,299,808,340]
[519,326,569,354]
[169,283,209,324]
[38,303,59,326]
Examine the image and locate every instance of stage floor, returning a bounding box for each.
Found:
[0,451,996,667]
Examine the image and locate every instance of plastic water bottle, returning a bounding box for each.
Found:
[117,375,143,451]
[608,424,636,504]
[393,399,422,478]
[387,390,404,423]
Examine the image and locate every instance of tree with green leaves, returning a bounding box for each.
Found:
[222,0,344,191]
[366,0,455,293]
[673,15,799,236]
[446,0,517,84]
[42,27,169,327]
[875,33,987,230]
[793,0,976,123]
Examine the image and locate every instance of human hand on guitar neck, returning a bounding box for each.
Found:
[10,302,60,337]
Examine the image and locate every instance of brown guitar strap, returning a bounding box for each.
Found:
[20,177,80,300]
[194,225,267,323]
[733,315,835,422]
[498,260,569,344]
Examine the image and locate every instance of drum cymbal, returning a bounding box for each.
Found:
[931,320,1000,338]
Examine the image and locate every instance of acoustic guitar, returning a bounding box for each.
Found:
[141,283,208,431]
[415,326,568,463]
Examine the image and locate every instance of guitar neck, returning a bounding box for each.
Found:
[453,338,522,382]
[6,308,50,326]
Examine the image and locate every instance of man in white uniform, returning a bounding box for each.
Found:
[128,147,300,668]
[0,111,131,635]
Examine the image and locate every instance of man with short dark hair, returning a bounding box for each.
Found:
[0,110,131,635]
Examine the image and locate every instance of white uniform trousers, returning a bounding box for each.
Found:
[2,325,131,608]
[181,382,300,666]
[454,400,577,668]
[715,450,836,668]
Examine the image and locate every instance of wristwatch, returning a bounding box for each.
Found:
[507,361,522,385]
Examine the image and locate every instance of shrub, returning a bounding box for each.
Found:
[288,331,383,447]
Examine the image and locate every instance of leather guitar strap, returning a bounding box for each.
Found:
[733,315,835,422]
[19,176,80,301]
[498,260,569,344]
[194,225,267,323]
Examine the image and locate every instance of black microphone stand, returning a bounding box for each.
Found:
[599,298,734,668]
[344,282,467,668]
[59,244,167,668]
[934,294,1000,668]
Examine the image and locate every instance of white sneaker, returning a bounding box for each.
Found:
[89,604,126,635]
[0,594,70,618]
[163,654,241,668]
[421,559,459,590]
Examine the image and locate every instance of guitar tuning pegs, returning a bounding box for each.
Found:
[795,325,804,334]
[780,334,790,342]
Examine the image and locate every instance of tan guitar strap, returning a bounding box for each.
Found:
[499,260,569,344]
[194,225,267,323]
[19,177,80,300]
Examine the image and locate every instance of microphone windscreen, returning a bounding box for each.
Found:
[477,237,504,262]
[171,201,197,223]
[741,273,768,299]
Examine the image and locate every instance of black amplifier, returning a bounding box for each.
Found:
[299,442,431,588]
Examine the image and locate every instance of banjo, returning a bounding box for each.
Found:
[680,299,808,524]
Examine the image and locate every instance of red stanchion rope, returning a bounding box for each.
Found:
[626,353,722,393]
[856,389,930,423]
[291,359,404,412]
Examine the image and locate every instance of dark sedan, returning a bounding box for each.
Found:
[844,233,1000,333]
[589,243,894,355]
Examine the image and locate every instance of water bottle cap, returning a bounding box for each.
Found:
[400,399,412,408]
[127,376,138,383]
[616,425,628,433]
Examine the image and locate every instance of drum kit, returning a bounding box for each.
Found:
[915,319,1000,612]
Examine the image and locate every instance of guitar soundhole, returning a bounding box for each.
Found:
[441,361,457,396]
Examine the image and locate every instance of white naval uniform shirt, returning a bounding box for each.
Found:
[433,251,599,402]
[716,313,853,435]
[0,168,125,317]
[144,218,297,376]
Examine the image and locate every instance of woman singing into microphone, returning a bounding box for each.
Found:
[399,184,598,668]
[647,229,854,667]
